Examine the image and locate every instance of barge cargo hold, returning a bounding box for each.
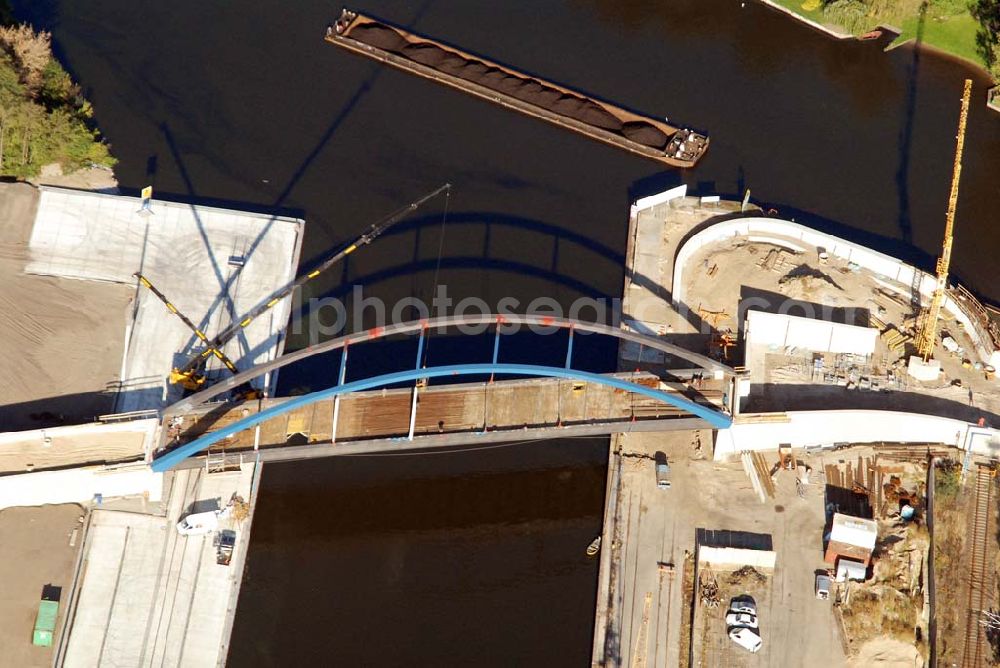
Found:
[325,10,708,168]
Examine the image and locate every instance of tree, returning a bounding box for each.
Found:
[0,23,51,93]
[0,25,114,178]
[970,0,1000,79]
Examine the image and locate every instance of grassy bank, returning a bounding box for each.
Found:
[770,0,999,79]
[0,19,115,178]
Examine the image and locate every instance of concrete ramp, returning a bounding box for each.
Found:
[63,511,169,667]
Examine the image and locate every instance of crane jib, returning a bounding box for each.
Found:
[173,183,451,379]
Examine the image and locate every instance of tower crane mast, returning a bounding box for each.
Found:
[915,78,972,361]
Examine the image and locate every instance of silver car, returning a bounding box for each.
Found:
[725,611,758,629]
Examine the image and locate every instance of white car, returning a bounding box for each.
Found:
[729,595,757,616]
[729,626,763,653]
[725,611,758,629]
[176,510,219,536]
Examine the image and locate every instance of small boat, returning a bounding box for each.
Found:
[586,535,602,557]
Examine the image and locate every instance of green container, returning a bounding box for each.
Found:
[32,600,59,647]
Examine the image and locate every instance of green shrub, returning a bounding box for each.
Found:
[935,459,961,500]
[0,26,115,178]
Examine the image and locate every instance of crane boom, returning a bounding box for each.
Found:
[915,79,972,361]
[173,183,452,383]
[133,272,240,387]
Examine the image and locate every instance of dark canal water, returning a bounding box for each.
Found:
[14,0,1000,664]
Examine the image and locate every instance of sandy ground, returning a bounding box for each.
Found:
[31,163,120,193]
[0,503,85,667]
[846,638,922,667]
[0,182,132,431]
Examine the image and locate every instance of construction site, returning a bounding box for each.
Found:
[0,20,998,665]
[591,79,1000,668]
[595,396,992,666]
[0,166,474,659]
[678,227,1000,422]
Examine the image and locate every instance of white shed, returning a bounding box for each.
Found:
[745,309,878,356]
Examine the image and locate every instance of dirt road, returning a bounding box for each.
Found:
[0,504,85,667]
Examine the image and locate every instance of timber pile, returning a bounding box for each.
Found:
[825,455,880,513]
[880,326,910,354]
[740,450,775,503]
[699,572,721,608]
[873,443,953,462]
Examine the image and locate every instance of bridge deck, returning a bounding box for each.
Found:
[162,373,724,464]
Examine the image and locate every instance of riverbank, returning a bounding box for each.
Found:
[761,0,998,96]
[0,20,116,178]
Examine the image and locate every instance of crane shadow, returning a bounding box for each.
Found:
[158,53,386,367]
[895,1,927,247]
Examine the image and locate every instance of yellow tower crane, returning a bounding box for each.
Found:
[915,78,972,361]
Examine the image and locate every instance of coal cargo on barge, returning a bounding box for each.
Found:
[325,10,708,168]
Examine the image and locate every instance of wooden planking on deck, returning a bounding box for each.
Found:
[167,374,725,457]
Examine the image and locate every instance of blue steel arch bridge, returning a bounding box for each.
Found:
[151,314,734,472]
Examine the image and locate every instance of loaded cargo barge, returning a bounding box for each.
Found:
[325,10,708,168]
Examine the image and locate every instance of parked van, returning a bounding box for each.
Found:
[729,626,762,653]
[176,510,219,536]
[815,573,831,600]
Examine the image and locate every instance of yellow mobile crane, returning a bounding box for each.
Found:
[134,272,241,389]
[142,184,451,391]
[914,79,972,361]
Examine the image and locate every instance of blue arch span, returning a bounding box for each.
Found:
[151,363,731,471]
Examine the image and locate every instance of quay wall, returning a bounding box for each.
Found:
[630,183,689,215]
[672,216,1000,368]
[714,409,1000,460]
[756,0,853,40]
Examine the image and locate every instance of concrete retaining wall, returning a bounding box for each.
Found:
[0,464,162,509]
[698,546,777,571]
[0,418,157,449]
[746,310,877,355]
[630,184,688,216]
[715,409,1000,460]
[672,217,998,367]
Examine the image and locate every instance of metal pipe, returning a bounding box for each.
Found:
[331,344,349,444]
